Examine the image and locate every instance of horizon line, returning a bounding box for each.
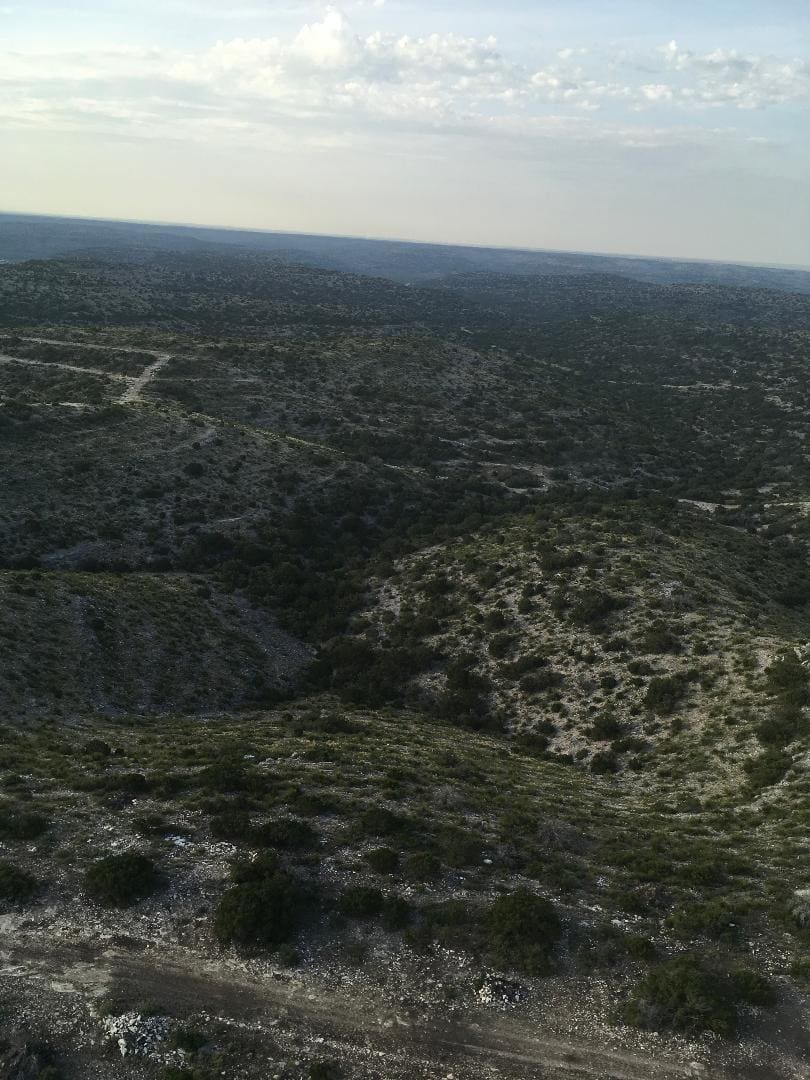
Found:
[2,207,810,274]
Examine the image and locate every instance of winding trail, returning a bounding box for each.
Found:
[0,933,753,1080]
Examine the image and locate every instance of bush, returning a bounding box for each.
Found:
[403,852,441,881]
[624,955,736,1035]
[569,589,623,627]
[363,847,399,874]
[0,805,49,841]
[484,889,561,976]
[209,808,251,842]
[643,672,696,714]
[755,704,805,748]
[339,886,385,919]
[83,853,160,908]
[0,860,37,902]
[197,761,250,794]
[590,750,619,775]
[731,968,776,1007]
[587,714,623,741]
[743,748,792,791]
[252,817,318,850]
[214,865,308,948]
[381,895,412,930]
[308,1063,342,1080]
[638,626,681,654]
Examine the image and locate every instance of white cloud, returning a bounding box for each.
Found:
[1,10,807,155]
[658,39,810,109]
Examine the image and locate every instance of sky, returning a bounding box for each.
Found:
[2,1,809,265]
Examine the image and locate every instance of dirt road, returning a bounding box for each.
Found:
[0,933,752,1080]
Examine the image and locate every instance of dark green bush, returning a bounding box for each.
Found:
[83,853,160,908]
[484,889,561,976]
[363,847,399,874]
[339,886,385,919]
[590,750,619,775]
[381,894,412,930]
[731,968,776,1007]
[743,748,792,790]
[252,817,317,850]
[308,1063,342,1080]
[624,955,736,1035]
[569,589,623,627]
[587,714,623,741]
[167,1028,208,1053]
[638,625,681,654]
[214,865,308,948]
[0,859,37,902]
[643,672,696,714]
[0,805,49,841]
[403,852,441,881]
[209,808,251,842]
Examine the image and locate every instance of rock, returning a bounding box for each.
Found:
[101,1011,172,1059]
[476,973,525,1007]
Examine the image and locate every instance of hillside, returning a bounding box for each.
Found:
[0,249,810,1079]
[0,571,309,721]
[338,501,810,795]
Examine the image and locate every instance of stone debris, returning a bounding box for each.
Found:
[476,973,525,1007]
[101,1012,172,1058]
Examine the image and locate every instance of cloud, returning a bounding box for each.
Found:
[1,9,807,155]
[656,39,810,109]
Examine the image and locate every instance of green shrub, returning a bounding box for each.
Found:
[308,1063,342,1080]
[731,968,776,1007]
[403,852,441,881]
[0,805,49,841]
[624,955,736,1035]
[83,853,160,908]
[381,895,412,930]
[764,653,809,704]
[638,626,681,654]
[197,761,251,793]
[643,672,696,714]
[363,847,399,874]
[214,866,308,948]
[484,889,561,976]
[590,750,619,775]
[252,817,318,850]
[587,714,623,741]
[339,886,385,919]
[569,589,623,627]
[668,900,739,942]
[0,860,37,902]
[755,704,805,747]
[743,748,792,790]
[209,808,251,842]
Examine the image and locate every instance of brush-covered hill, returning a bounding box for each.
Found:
[0,571,310,721]
[325,499,810,798]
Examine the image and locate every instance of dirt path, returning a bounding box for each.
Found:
[19,335,168,358]
[0,934,736,1080]
[118,354,169,404]
[0,344,169,405]
[0,351,129,383]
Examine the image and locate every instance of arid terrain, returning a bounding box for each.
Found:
[0,224,809,1079]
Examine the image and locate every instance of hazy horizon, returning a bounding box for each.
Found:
[4,207,810,273]
[3,1,809,266]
